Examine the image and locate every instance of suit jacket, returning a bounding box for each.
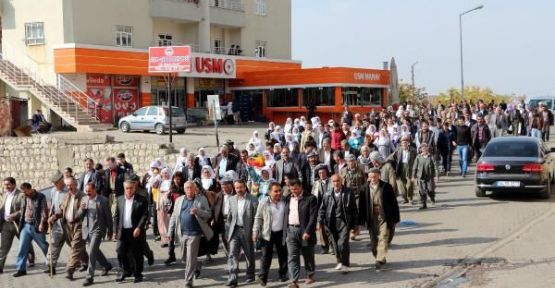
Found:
[0,189,24,227]
[301,163,319,193]
[226,193,258,242]
[213,154,239,179]
[489,113,509,131]
[57,191,86,227]
[182,164,202,182]
[311,178,332,206]
[284,193,318,246]
[103,167,126,197]
[167,194,213,242]
[235,161,249,182]
[253,198,287,243]
[274,158,302,184]
[388,147,417,179]
[318,149,336,170]
[318,187,358,230]
[113,194,149,240]
[358,180,400,229]
[471,123,492,146]
[78,170,102,192]
[78,194,113,240]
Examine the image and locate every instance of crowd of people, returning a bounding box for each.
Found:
[0,99,552,288]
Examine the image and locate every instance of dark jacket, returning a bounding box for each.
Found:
[470,123,491,146]
[388,147,418,178]
[79,170,103,194]
[213,154,239,179]
[113,194,149,240]
[182,164,202,182]
[358,180,400,229]
[19,191,48,231]
[318,187,358,230]
[103,167,126,197]
[284,193,318,246]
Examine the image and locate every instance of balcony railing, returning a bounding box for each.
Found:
[209,0,244,11]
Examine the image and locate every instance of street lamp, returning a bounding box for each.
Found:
[459,4,484,103]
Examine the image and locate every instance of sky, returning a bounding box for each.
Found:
[292,0,555,97]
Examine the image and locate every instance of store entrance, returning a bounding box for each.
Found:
[235,90,264,122]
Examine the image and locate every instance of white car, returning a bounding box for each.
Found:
[119,106,187,135]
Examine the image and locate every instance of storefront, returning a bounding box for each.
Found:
[86,74,140,124]
[54,45,389,124]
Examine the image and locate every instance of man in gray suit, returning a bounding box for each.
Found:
[45,171,68,275]
[275,147,302,185]
[226,179,258,287]
[488,106,508,138]
[78,182,113,286]
[167,181,213,288]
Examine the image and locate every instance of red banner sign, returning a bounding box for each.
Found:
[149,46,191,73]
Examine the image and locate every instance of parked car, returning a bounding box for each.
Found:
[118,106,187,135]
[475,136,555,198]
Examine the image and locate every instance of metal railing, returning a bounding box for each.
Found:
[209,0,244,11]
[0,42,100,124]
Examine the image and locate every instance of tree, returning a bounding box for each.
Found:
[431,86,516,106]
[399,82,428,104]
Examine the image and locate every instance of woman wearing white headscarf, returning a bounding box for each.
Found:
[283,117,293,134]
[375,129,395,160]
[200,165,219,193]
[246,143,258,156]
[285,132,300,155]
[174,147,188,173]
[248,130,264,152]
[157,167,172,246]
[247,166,274,200]
[262,150,276,170]
[195,147,211,167]
[270,125,285,145]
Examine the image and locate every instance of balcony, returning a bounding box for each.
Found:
[209,0,246,27]
[150,0,202,22]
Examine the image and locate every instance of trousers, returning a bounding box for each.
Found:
[418,180,435,204]
[85,232,111,281]
[328,219,350,266]
[370,215,389,263]
[180,235,201,285]
[116,229,145,278]
[259,230,287,281]
[0,221,35,269]
[228,227,255,283]
[286,226,315,283]
[64,222,88,273]
[16,223,48,271]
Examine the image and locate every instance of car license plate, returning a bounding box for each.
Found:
[495,181,520,187]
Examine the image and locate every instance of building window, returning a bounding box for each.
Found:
[302,87,335,106]
[342,87,382,106]
[266,89,298,107]
[158,34,173,46]
[115,25,133,47]
[255,0,267,15]
[255,40,266,57]
[213,39,223,54]
[24,22,45,45]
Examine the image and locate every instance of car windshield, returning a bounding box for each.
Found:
[483,141,538,157]
[163,107,185,117]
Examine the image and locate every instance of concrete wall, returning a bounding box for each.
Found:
[0,135,178,192]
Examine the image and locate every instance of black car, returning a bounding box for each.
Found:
[475,136,555,198]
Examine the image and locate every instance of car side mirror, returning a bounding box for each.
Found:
[132,113,137,117]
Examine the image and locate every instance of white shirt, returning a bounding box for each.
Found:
[324,151,331,166]
[288,195,301,225]
[83,171,93,189]
[223,194,231,217]
[219,158,228,178]
[402,149,409,164]
[270,200,285,232]
[65,194,75,222]
[236,196,246,227]
[123,196,134,229]
[3,189,16,221]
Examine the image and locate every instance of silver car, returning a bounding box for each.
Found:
[119,106,187,135]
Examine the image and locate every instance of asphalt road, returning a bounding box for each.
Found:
[2,128,554,288]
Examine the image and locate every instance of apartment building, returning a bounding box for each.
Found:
[0,0,389,130]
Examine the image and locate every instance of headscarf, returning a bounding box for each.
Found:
[196,148,210,167]
[284,118,293,134]
[259,167,274,181]
[248,130,263,151]
[263,150,275,168]
[201,165,215,191]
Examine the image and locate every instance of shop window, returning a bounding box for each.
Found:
[115,25,133,47]
[342,87,382,106]
[255,40,266,57]
[266,88,298,107]
[158,34,173,46]
[25,22,45,45]
[255,0,267,16]
[302,87,335,107]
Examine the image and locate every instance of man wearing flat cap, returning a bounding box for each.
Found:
[311,164,332,254]
[45,171,68,275]
[369,151,398,197]
[358,168,399,270]
[301,151,320,193]
[387,136,417,204]
[340,153,366,241]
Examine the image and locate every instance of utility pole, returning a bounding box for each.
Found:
[411,61,418,102]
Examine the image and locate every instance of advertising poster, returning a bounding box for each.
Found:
[86,74,112,123]
[86,74,139,123]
